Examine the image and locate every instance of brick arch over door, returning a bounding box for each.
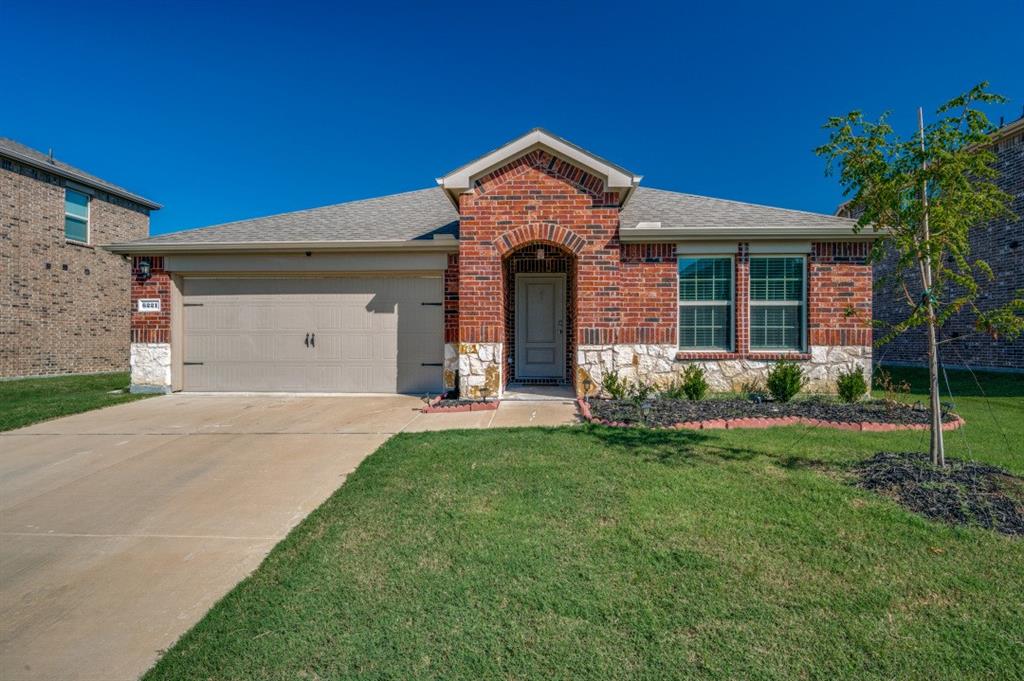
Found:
[493,224,587,256]
[502,243,577,385]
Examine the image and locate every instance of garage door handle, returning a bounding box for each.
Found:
[421,362,442,367]
[304,333,309,347]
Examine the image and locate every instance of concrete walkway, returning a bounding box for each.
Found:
[0,394,578,681]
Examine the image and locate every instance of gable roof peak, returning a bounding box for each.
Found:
[437,128,642,207]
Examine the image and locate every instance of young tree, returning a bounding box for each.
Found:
[817,83,1023,466]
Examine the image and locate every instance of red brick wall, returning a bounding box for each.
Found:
[130,256,171,343]
[618,243,676,344]
[444,253,459,343]
[457,149,675,349]
[808,242,872,346]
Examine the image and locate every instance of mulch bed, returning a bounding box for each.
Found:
[853,452,1024,536]
[422,396,500,413]
[583,397,963,431]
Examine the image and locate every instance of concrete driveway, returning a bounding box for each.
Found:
[0,394,577,681]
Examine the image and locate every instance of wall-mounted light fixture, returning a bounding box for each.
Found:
[137,257,152,281]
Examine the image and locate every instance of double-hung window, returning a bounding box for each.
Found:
[749,256,805,351]
[678,256,733,350]
[64,188,90,243]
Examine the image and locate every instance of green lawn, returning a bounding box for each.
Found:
[0,372,153,432]
[146,367,1023,680]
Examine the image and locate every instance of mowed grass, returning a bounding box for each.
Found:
[0,372,153,432]
[146,367,1024,680]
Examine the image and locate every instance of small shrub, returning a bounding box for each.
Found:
[661,378,687,400]
[740,377,767,401]
[836,368,868,403]
[766,360,805,403]
[628,378,655,403]
[601,372,629,400]
[875,369,911,409]
[662,364,711,401]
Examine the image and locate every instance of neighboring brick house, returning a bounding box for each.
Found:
[844,116,1024,372]
[1,138,160,378]
[108,129,873,396]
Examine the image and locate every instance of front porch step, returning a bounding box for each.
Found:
[502,383,576,402]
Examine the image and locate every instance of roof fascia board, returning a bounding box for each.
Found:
[0,148,162,210]
[104,239,460,256]
[620,226,877,242]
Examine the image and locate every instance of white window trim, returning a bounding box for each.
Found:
[748,254,807,353]
[64,187,90,244]
[677,254,735,352]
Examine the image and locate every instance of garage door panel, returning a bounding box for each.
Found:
[183,277,442,393]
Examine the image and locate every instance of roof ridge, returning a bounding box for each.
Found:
[639,186,857,223]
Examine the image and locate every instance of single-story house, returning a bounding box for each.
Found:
[107,129,874,397]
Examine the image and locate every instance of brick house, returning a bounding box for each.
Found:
[107,129,874,396]
[846,115,1024,372]
[1,138,160,378]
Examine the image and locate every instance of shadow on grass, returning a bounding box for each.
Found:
[879,365,1024,399]
[580,423,844,474]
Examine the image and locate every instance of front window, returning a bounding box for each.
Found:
[678,256,733,350]
[749,256,805,350]
[64,188,90,243]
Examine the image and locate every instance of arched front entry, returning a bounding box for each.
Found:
[502,242,576,386]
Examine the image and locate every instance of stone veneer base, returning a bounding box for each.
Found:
[576,399,966,432]
[129,342,171,394]
[458,342,503,399]
[576,344,872,395]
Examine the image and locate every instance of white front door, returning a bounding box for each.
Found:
[515,274,565,379]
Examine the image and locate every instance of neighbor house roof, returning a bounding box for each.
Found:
[108,184,869,255]
[0,137,161,210]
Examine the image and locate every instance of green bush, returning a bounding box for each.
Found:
[661,378,687,400]
[628,378,655,403]
[766,360,805,403]
[681,365,709,400]
[836,368,868,403]
[601,372,629,400]
[663,365,709,401]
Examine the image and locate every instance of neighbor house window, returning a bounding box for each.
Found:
[749,256,805,351]
[678,256,733,350]
[64,188,90,243]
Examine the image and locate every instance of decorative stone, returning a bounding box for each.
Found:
[457,342,503,398]
[574,344,872,396]
[130,342,171,393]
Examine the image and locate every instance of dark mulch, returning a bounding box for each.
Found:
[588,397,956,428]
[853,452,1024,536]
[433,399,496,408]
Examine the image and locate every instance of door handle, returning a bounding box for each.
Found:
[304,333,309,347]
[310,333,315,348]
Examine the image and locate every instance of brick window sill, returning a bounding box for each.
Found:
[676,351,812,362]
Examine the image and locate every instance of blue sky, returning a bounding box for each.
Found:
[5,0,1022,235]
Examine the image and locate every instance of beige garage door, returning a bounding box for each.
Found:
[182,277,443,393]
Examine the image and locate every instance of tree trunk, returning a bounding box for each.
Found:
[925,312,945,467]
[918,106,945,467]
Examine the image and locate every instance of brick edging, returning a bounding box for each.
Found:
[576,399,965,432]
[422,395,501,413]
